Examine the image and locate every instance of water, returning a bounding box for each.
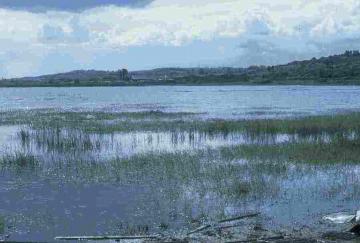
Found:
[1,86,360,118]
[1,85,360,241]
[1,157,359,241]
[0,126,291,159]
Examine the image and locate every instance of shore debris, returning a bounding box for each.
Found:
[323,231,358,241]
[218,213,260,223]
[225,235,285,243]
[187,212,260,236]
[55,235,160,241]
[323,212,356,224]
[187,225,212,235]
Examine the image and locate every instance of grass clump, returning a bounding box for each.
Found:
[0,215,4,235]
[0,153,38,169]
[3,109,360,140]
[220,138,360,164]
[109,152,203,183]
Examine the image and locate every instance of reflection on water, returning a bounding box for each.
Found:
[1,115,360,240]
[8,128,291,158]
[1,154,360,241]
[0,126,20,153]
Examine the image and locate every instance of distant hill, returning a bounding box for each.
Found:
[2,50,360,87]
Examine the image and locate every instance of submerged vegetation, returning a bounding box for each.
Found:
[0,215,4,235]
[2,109,360,184]
[3,108,360,135]
[2,109,360,240]
[1,109,360,187]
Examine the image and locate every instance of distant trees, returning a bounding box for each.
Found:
[345,50,360,56]
[118,69,131,81]
[4,50,360,87]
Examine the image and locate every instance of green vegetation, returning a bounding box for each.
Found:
[221,139,360,164]
[3,109,360,139]
[176,50,360,85]
[0,109,197,129]
[1,153,38,169]
[2,51,360,87]
[0,215,4,235]
[2,109,360,176]
[2,109,360,240]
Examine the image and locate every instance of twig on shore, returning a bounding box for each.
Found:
[225,235,284,243]
[187,224,211,235]
[218,213,260,223]
[217,223,243,230]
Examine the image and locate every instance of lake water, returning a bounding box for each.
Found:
[2,85,360,118]
[1,85,360,241]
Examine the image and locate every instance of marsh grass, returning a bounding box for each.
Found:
[3,109,360,222]
[4,110,360,238]
[2,109,360,135]
[0,152,38,169]
[18,128,30,146]
[0,109,196,126]
[0,145,289,203]
[0,215,4,235]
[29,128,101,152]
[220,137,360,164]
[3,110,360,189]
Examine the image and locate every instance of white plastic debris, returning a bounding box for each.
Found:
[323,212,355,224]
[356,210,360,222]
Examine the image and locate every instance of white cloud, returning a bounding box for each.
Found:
[1,0,360,77]
[3,0,359,48]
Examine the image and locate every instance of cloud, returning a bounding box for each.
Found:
[2,0,359,48]
[233,37,312,67]
[38,17,89,43]
[40,24,67,42]
[1,0,360,77]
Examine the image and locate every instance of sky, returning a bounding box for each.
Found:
[1,0,360,78]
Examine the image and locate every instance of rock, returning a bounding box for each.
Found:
[0,234,10,242]
[253,225,266,231]
[349,224,360,235]
[322,231,358,241]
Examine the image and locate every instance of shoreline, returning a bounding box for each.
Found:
[1,83,360,88]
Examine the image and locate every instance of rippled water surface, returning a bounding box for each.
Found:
[2,86,360,118]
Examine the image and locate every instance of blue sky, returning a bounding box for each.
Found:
[0,0,153,11]
[1,0,360,78]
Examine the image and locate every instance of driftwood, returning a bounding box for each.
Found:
[218,213,260,223]
[187,213,260,236]
[55,235,160,240]
[225,238,258,243]
[56,213,260,240]
[226,235,284,243]
[217,223,243,230]
[187,225,211,235]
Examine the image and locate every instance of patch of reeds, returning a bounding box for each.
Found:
[0,152,38,169]
[220,137,360,164]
